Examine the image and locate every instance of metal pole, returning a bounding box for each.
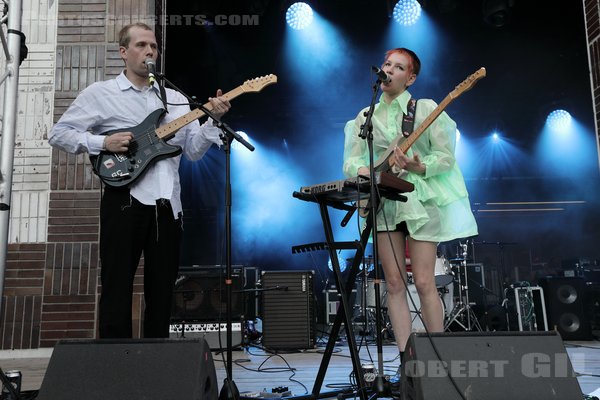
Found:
[0,0,24,315]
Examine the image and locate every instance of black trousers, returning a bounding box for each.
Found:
[99,187,182,338]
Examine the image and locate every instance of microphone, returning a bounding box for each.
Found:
[371,65,391,84]
[145,58,157,85]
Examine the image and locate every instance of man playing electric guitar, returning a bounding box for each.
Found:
[48,22,231,338]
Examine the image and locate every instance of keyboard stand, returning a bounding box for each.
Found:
[292,191,375,400]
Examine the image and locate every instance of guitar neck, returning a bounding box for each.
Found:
[374,94,454,172]
[398,94,453,153]
[373,67,485,173]
[154,86,246,140]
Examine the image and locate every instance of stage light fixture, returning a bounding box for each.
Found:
[286,2,314,30]
[492,132,500,142]
[482,0,513,27]
[393,0,422,26]
[546,109,572,133]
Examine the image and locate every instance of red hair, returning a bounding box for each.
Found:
[384,48,421,75]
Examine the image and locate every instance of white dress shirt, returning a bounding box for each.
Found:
[49,72,223,218]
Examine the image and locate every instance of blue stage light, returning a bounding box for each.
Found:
[492,132,500,142]
[393,0,422,26]
[286,2,314,30]
[546,109,572,133]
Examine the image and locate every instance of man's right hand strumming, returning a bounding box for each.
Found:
[103,131,134,153]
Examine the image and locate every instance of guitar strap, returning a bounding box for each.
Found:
[358,98,419,218]
[401,98,418,138]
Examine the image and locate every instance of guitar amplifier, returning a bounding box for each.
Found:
[171,265,246,322]
[261,270,316,350]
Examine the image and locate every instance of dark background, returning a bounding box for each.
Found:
[161,0,599,292]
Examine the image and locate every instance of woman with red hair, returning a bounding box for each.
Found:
[343,47,478,385]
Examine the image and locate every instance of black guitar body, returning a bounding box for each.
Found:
[89,109,183,188]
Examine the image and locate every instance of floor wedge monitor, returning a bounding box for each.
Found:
[401,331,582,400]
[37,338,218,400]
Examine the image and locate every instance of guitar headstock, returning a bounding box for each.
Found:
[450,67,486,99]
[241,74,278,93]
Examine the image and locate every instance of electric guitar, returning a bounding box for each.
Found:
[358,67,486,216]
[89,74,278,187]
[373,67,486,172]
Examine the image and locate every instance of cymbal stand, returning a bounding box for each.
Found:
[444,241,481,331]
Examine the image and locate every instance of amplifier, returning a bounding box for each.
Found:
[169,322,243,350]
[171,265,258,322]
[262,270,316,350]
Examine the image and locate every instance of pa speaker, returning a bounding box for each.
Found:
[37,338,218,400]
[540,277,592,340]
[401,331,582,400]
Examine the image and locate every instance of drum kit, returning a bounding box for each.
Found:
[352,240,481,334]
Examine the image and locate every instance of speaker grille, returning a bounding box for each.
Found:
[540,277,592,340]
[401,331,583,400]
[37,339,217,400]
[171,265,244,322]
[261,270,316,350]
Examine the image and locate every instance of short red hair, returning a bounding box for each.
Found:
[384,48,421,75]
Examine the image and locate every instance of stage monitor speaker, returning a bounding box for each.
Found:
[539,277,592,340]
[37,338,217,400]
[171,265,245,322]
[401,331,583,400]
[262,270,316,350]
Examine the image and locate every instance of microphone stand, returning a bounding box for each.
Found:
[154,72,254,400]
[199,107,253,400]
[357,77,390,397]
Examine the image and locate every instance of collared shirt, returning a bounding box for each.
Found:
[49,72,222,218]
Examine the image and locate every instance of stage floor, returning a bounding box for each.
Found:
[1,334,599,399]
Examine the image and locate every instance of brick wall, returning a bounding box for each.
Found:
[1,0,155,349]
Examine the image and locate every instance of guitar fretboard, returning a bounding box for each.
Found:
[154,87,246,140]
